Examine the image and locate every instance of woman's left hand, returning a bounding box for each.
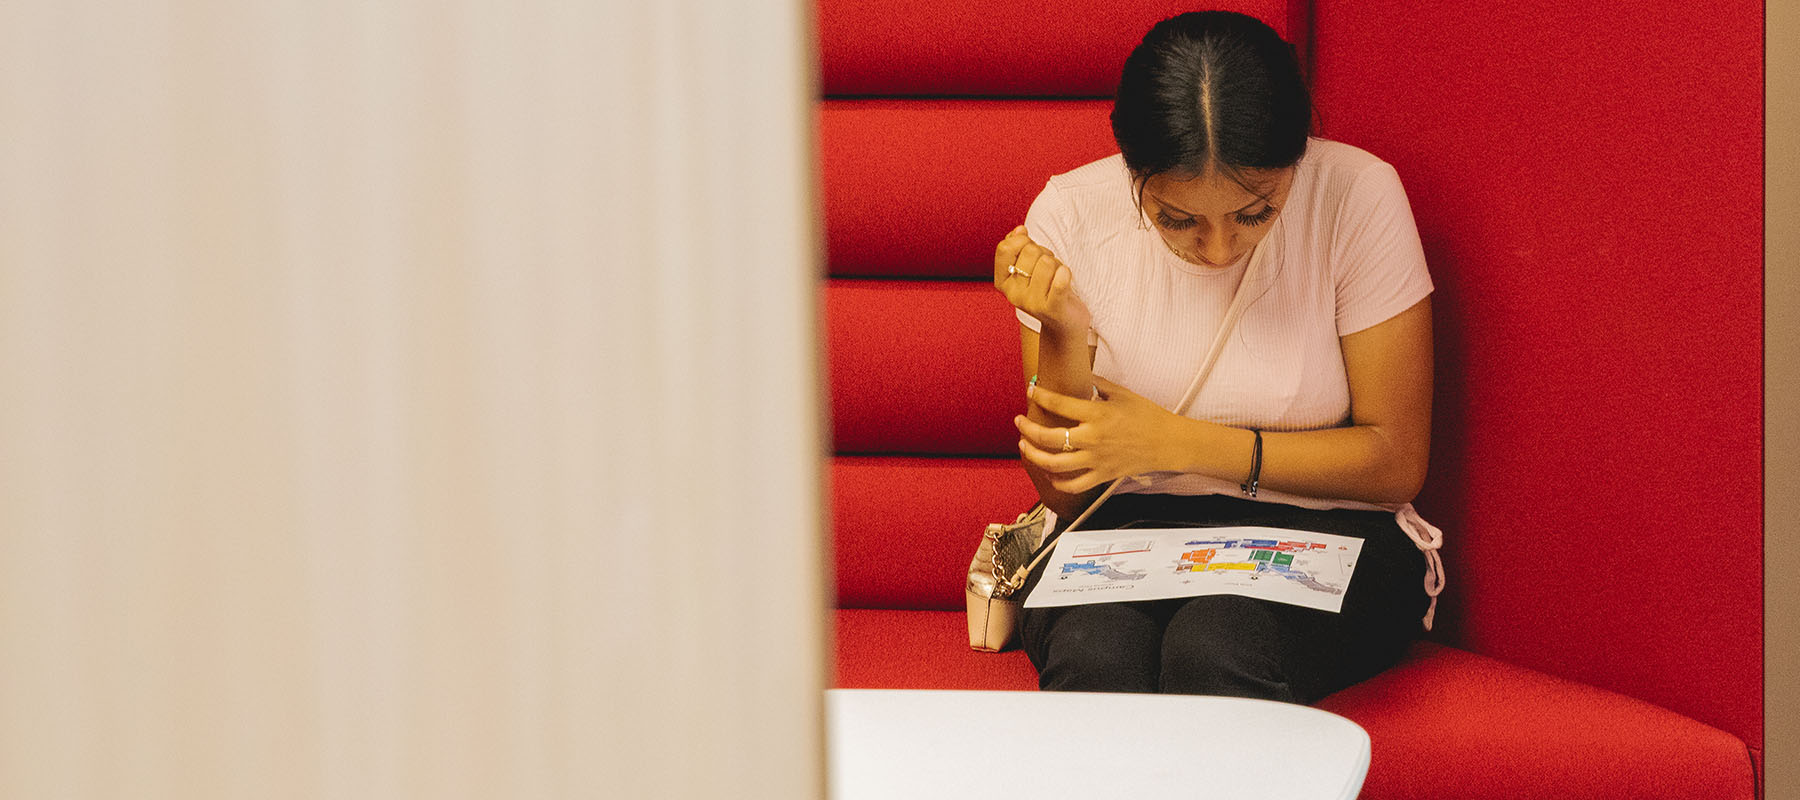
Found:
[1015,376,1181,493]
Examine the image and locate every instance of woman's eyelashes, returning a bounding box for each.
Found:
[1154,212,1197,230]
[1236,206,1277,226]
[1152,210,1195,229]
[1154,206,1278,230]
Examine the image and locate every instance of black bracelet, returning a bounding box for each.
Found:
[1240,428,1263,498]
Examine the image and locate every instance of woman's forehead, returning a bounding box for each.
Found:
[1145,167,1288,214]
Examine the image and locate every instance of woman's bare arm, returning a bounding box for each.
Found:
[1181,295,1433,504]
[1018,324,1101,518]
[1018,296,1434,506]
[992,226,1107,518]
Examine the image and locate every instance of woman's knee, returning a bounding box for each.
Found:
[1158,595,1297,701]
[1026,604,1160,693]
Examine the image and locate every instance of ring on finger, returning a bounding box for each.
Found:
[1008,264,1033,279]
[1061,428,1074,453]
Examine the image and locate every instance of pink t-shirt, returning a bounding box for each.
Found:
[1018,138,1445,627]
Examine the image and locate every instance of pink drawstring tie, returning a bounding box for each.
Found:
[1393,503,1445,630]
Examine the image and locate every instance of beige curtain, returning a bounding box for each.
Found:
[0,1,824,798]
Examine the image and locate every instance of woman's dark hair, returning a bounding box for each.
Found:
[1111,11,1312,199]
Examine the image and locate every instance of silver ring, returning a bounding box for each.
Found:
[1008,264,1033,279]
[1061,428,1074,453]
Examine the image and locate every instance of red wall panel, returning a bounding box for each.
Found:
[819,0,1310,97]
[1311,0,1763,751]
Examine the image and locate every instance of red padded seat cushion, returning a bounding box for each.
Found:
[823,100,1114,279]
[834,609,1038,690]
[833,457,1039,610]
[1317,642,1757,800]
[827,280,1021,456]
[818,0,1308,97]
[1310,0,1763,754]
[832,613,1756,800]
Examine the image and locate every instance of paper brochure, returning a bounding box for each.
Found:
[1022,526,1364,613]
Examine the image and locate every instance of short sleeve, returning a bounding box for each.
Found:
[1015,180,1100,346]
[1331,161,1434,335]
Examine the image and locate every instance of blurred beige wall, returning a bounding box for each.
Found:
[0,1,825,798]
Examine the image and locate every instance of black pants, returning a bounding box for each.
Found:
[1018,493,1429,703]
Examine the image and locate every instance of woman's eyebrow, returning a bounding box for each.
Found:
[1147,192,1271,217]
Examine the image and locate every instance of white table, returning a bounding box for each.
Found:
[827,689,1369,800]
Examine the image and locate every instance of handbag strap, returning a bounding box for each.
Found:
[1008,234,1274,587]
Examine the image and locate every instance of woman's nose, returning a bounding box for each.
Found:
[1200,236,1234,265]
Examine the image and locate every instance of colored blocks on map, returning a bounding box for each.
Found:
[1273,553,1294,566]
[1180,549,1217,564]
[1251,550,1273,562]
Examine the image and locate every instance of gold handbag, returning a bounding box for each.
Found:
[964,504,1047,652]
[965,234,1272,652]
[964,489,1118,652]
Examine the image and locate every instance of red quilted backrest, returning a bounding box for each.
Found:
[1311,0,1763,755]
[823,100,1115,280]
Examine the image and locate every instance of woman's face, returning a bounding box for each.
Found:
[1140,166,1295,269]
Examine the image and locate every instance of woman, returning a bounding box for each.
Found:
[994,10,1445,702]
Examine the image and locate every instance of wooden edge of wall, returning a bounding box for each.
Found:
[1765,3,1796,799]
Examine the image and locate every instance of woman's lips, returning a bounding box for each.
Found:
[1187,251,1238,267]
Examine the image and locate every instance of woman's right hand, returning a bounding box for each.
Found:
[994,226,1091,335]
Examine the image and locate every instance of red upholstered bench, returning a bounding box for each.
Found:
[821,2,1763,798]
